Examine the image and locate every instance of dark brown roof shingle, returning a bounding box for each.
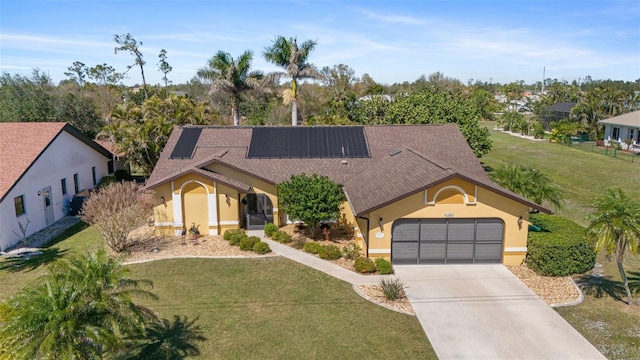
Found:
[146,124,549,214]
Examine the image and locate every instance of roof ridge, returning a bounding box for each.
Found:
[404,147,455,173]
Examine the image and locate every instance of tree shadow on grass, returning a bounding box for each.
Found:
[575,272,640,304]
[0,222,87,273]
[123,315,207,360]
[0,247,69,273]
[44,221,89,248]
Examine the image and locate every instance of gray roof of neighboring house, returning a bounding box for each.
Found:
[146,124,550,215]
[598,111,640,127]
[545,102,576,113]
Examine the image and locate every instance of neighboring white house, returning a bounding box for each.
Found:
[599,111,640,151]
[0,123,113,251]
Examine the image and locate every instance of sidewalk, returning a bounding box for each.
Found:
[250,230,393,286]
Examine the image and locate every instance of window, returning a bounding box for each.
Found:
[629,129,635,140]
[92,166,97,186]
[612,127,620,140]
[74,173,79,194]
[61,178,67,195]
[108,160,114,174]
[14,195,25,216]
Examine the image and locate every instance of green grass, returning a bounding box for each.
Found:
[129,258,435,359]
[481,122,640,225]
[0,221,102,298]
[1,224,435,358]
[482,124,640,358]
[555,253,640,359]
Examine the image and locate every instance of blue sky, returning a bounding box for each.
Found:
[1,0,639,86]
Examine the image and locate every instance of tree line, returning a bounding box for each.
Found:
[1,33,639,172]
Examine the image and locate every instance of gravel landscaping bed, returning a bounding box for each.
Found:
[122,226,271,263]
[355,284,414,315]
[507,264,581,306]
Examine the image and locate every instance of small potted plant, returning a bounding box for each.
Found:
[188,223,200,241]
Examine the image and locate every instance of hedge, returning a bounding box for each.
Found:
[525,214,596,277]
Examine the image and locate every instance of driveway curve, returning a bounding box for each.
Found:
[394,264,604,360]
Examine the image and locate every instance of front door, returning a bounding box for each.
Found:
[42,186,54,226]
[243,194,274,230]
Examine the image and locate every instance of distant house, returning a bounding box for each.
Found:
[146,124,550,266]
[541,102,576,128]
[598,111,640,151]
[0,123,113,250]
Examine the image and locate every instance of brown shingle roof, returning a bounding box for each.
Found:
[0,122,111,202]
[146,124,549,214]
[0,122,66,201]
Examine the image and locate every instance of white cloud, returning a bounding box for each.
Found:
[357,9,425,25]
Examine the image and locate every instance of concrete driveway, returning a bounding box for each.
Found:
[394,265,605,360]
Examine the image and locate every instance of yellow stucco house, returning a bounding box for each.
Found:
[145,124,549,266]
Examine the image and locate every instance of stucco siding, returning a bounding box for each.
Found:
[205,163,279,225]
[357,178,530,265]
[0,131,109,250]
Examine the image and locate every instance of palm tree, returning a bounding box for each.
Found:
[570,90,604,139]
[525,168,563,210]
[587,188,640,305]
[0,249,157,359]
[263,36,323,126]
[490,164,563,211]
[197,50,263,126]
[100,95,210,174]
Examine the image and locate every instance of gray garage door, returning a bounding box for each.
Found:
[392,218,504,264]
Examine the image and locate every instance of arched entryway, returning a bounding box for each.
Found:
[242,193,273,230]
[181,181,209,235]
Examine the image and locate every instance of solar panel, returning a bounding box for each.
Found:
[170,127,202,159]
[247,127,370,158]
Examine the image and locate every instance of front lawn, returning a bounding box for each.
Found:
[129,257,434,359]
[1,224,435,359]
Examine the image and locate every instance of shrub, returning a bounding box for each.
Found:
[79,181,154,253]
[379,278,406,300]
[229,232,247,246]
[272,230,291,244]
[526,214,596,276]
[318,245,342,260]
[342,242,361,260]
[114,169,133,181]
[354,257,376,273]
[97,175,117,189]
[303,242,322,254]
[375,258,393,275]
[292,235,307,249]
[264,223,278,237]
[277,173,345,238]
[223,229,244,241]
[253,241,271,254]
[240,236,261,251]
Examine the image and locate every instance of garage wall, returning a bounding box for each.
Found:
[362,177,530,265]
